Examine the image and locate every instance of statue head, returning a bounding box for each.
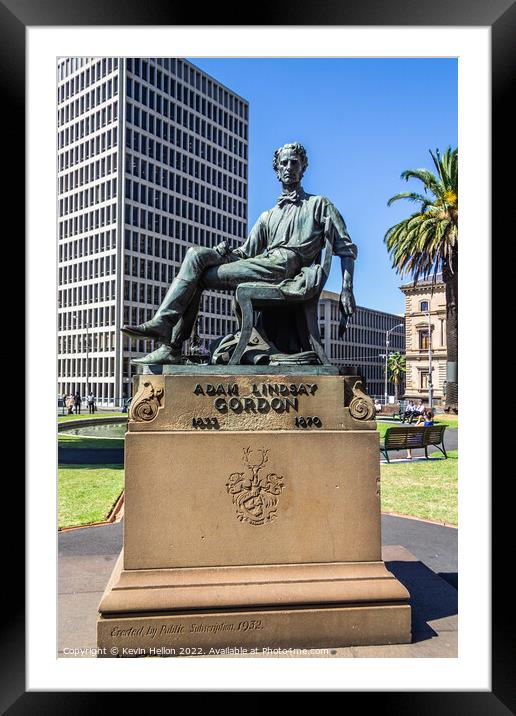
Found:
[273,142,308,187]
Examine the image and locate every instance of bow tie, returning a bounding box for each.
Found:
[277,189,305,208]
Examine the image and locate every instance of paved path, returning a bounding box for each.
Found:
[58,448,124,465]
[59,515,457,658]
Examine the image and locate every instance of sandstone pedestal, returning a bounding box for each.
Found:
[97,367,410,656]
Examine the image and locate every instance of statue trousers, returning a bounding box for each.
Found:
[153,245,300,348]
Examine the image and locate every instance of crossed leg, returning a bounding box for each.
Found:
[125,246,288,363]
[168,251,288,349]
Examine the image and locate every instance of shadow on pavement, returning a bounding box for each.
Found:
[386,559,458,643]
[438,572,458,590]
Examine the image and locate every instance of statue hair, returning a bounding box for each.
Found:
[273,143,308,174]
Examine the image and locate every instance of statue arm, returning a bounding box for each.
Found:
[323,200,357,337]
[214,212,269,260]
[230,212,268,259]
[337,255,356,337]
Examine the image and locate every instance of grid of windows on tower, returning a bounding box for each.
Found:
[57,57,249,405]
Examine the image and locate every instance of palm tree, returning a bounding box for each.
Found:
[384,147,458,413]
[387,351,406,402]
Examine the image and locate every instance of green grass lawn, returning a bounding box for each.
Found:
[432,414,458,429]
[58,464,124,529]
[58,411,127,422]
[58,434,124,449]
[380,450,457,526]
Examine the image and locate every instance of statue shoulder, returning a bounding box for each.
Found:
[250,209,272,232]
[305,193,341,218]
[317,194,337,207]
[305,193,335,207]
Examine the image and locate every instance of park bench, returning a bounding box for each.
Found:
[380,425,447,463]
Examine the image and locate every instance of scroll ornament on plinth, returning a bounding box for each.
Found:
[349,380,375,421]
[129,380,164,422]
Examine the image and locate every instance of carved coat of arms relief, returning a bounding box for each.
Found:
[226,447,285,526]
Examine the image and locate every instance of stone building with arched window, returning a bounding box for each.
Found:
[400,275,447,406]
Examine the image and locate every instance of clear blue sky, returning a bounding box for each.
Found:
[188,58,457,315]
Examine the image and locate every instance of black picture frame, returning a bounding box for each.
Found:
[7,0,506,709]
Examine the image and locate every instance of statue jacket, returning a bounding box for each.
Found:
[232,188,357,301]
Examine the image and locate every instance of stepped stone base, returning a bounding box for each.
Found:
[97,553,410,656]
[97,370,411,655]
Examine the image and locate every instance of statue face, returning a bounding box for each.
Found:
[276,148,304,187]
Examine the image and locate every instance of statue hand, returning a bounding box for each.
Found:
[215,240,231,257]
[339,287,356,338]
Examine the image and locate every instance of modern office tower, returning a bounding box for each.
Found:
[319,290,406,400]
[57,57,249,405]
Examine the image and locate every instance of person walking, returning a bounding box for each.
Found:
[87,391,96,414]
[73,391,82,415]
[66,394,74,415]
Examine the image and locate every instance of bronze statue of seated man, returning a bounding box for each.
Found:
[122,142,358,365]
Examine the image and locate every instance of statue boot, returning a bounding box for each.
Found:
[122,278,195,345]
[131,344,183,365]
[121,319,173,344]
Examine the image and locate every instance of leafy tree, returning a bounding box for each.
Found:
[387,351,406,401]
[384,147,458,412]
